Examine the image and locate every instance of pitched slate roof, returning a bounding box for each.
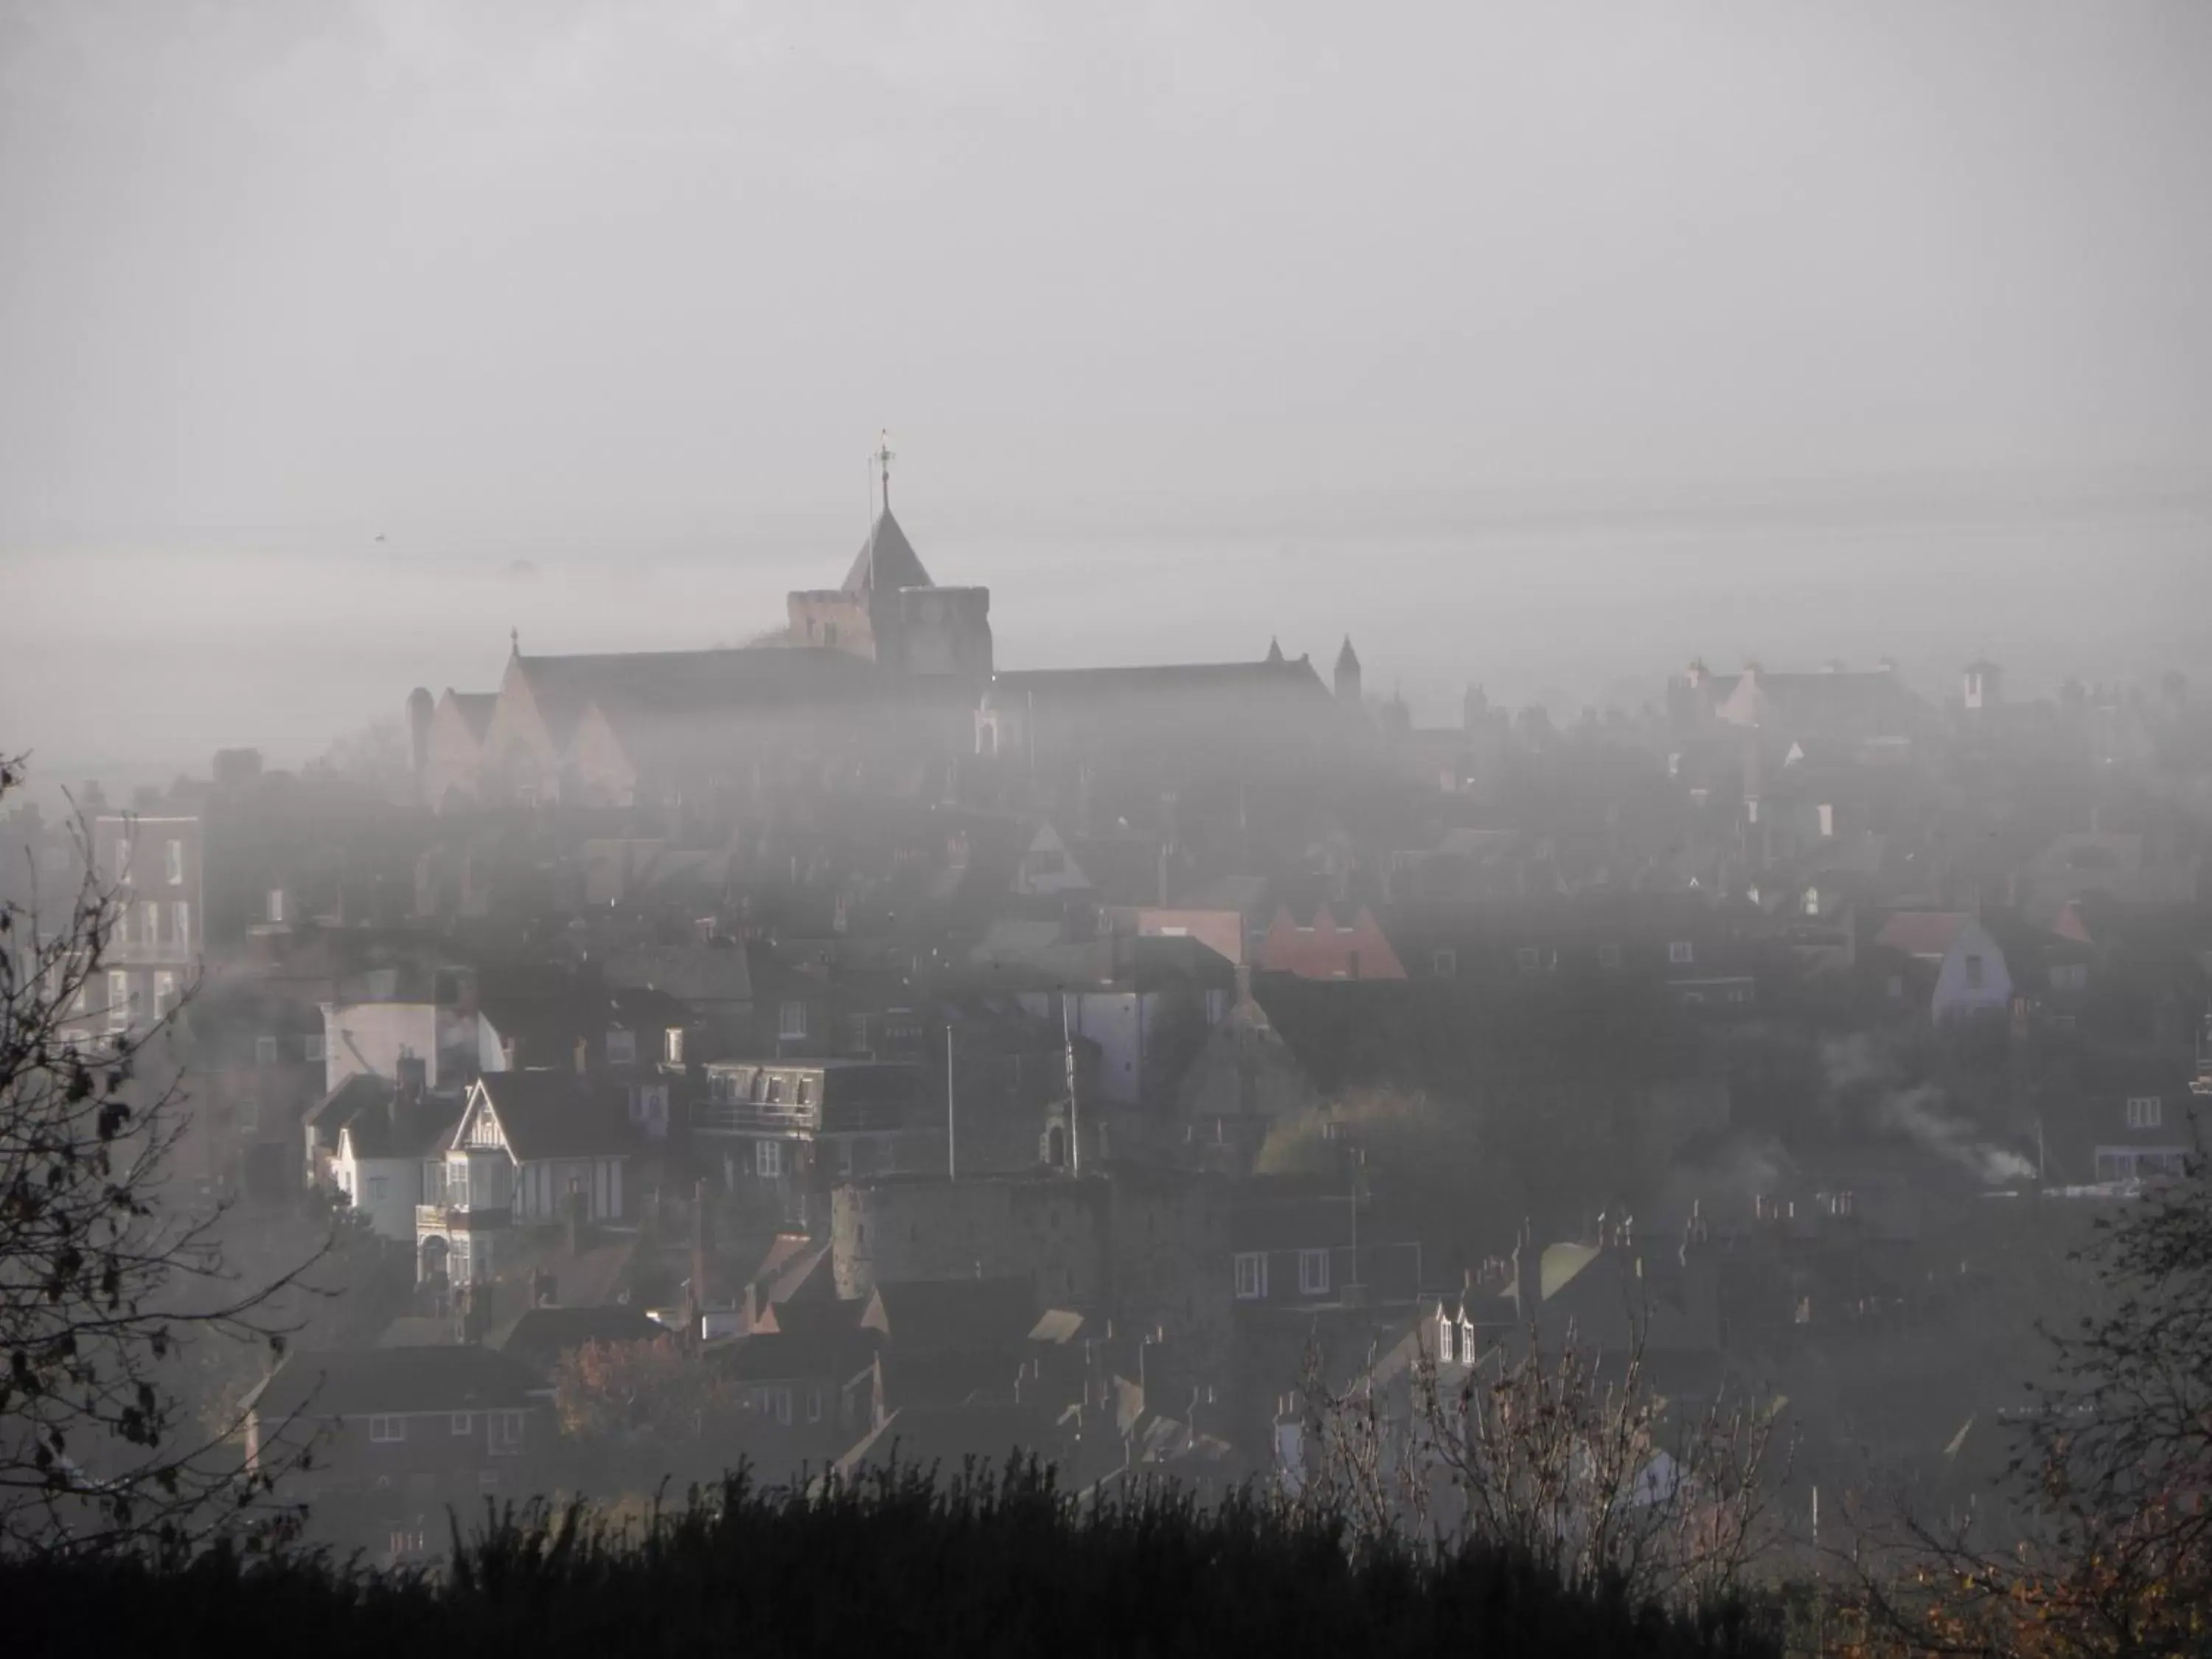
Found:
[985,658,1330,704]
[842,507,933,595]
[468,1071,636,1161]
[243,1345,540,1420]
[305,1071,392,1131]
[710,1326,878,1385]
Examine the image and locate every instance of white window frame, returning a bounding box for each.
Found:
[256,1035,279,1066]
[606,1029,636,1067]
[369,1416,406,1444]
[759,1385,793,1426]
[664,1027,685,1065]
[755,1139,783,1180]
[366,1175,390,1202]
[490,1410,524,1454]
[142,900,161,945]
[1234,1251,1267,1301]
[107,969,131,1034]
[1437,1317,1457,1365]
[778,1001,808,1041]
[451,1412,474,1436]
[1668,940,1695,965]
[807,1386,824,1424]
[1431,948,1457,978]
[152,970,178,1021]
[172,900,191,952]
[164,838,184,885]
[268,887,286,924]
[113,836,133,886]
[2126,1096,2163,1130]
[1298,1248,1331,1297]
[305,1032,327,1062]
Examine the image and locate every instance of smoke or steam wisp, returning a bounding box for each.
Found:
[1818,1035,2036,1185]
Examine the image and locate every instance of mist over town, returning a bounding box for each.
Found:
[4,4,2211,1655]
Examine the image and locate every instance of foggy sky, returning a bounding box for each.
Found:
[4,1,2210,777]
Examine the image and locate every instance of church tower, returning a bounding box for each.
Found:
[1333,636,1363,706]
[787,434,992,681]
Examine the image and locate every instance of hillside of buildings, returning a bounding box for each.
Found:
[4,501,2210,1635]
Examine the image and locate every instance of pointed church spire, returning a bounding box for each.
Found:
[1334,636,1363,706]
[1265,636,1284,665]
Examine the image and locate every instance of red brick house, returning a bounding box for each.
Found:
[1256,902,1407,981]
[241,1346,548,1502]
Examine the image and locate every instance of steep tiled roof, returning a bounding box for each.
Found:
[842,507,933,595]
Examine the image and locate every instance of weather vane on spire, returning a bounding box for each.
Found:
[875,429,895,515]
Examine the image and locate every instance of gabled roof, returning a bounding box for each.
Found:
[843,507,933,595]
[464,1071,636,1162]
[243,1345,540,1420]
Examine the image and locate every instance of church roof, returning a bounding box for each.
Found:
[517,647,874,746]
[1336,636,1360,674]
[843,507,933,596]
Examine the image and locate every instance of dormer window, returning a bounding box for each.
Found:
[664,1027,685,1065]
[1437,1315,1457,1365]
[1669,940,1695,965]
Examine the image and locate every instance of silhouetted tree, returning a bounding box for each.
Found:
[0,754,321,1556]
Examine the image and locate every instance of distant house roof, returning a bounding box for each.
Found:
[305,1071,392,1132]
[843,507,933,594]
[603,942,754,1007]
[1874,911,1975,959]
[465,1071,636,1161]
[243,1346,540,1421]
[494,1304,663,1374]
[710,1326,877,1385]
[336,1093,462,1163]
[861,1278,1038,1354]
